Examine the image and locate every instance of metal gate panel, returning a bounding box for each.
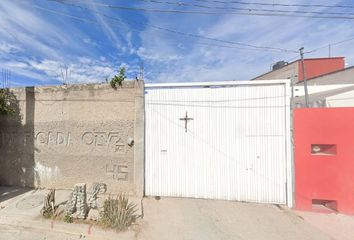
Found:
[145,80,292,206]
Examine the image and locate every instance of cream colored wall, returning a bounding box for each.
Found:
[326,90,354,107]
[0,81,144,196]
[296,67,354,86]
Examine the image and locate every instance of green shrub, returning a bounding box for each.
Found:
[43,211,53,219]
[100,194,138,231]
[63,213,73,223]
[0,89,15,115]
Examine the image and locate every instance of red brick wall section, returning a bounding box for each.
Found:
[298,58,345,81]
[294,108,354,214]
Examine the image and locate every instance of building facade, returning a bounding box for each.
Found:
[253,57,345,84]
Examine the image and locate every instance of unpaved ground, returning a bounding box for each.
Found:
[0,187,346,240]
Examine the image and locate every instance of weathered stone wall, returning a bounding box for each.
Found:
[0,81,144,196]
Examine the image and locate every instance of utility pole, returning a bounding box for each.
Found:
[329,44,331,57]
[299,47,309,108]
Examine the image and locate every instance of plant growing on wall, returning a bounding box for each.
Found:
[109,67,126,89]
[0,89,15,115]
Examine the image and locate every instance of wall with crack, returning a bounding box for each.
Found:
[0,81,144,196]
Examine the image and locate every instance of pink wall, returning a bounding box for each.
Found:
[294,108,354,214]
[298,57,344,81]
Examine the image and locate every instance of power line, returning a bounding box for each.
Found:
[307,36,354,54]
[34,5,103,25]
[55,1,354,58]
[271,35,354,71]
[43,1,297,53]
[36,1,354,67]
[118,0,354,16]
[285,55,299,63]
[190,0,354,10]
[61,1,354,20]
[194,41,292,52]
[331,37,354,46]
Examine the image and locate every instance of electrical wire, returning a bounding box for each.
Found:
[115,0,354,16]
[285,55,299,63]
[42,1,354,62]
[307,36,354,54]
[331,36,354,46]
[60,1,354,20]
[193,41,290,52]
[42,1,298,53]
[190,0,354,10]
[28,1,354,78]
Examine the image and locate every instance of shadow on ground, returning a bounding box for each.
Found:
[0,186,33,203]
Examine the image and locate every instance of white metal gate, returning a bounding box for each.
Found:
[145,80,292,206]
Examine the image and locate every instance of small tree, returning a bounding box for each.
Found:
[109,67,126,89]
[0,89,15,115]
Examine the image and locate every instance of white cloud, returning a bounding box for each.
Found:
[0,55,121,84]
[85,0,128,52]
[1,0,353,85]
[82,37,98,47]
[136,47,182,62]
[0,42,22,53]
[0,1,131,84]
[136,0,354,82]
[29,58,117,83]
[0,1,84,60]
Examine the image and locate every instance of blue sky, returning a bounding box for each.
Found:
[0,0,354,87]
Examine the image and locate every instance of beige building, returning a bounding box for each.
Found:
[296,66,354,86]
[253,60,298,81]
[253,57,346,85]
[253,57,354,107]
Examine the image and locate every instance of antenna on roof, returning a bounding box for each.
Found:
[1,69,11,88]
[60,64,71,85]
[138,63,144,81]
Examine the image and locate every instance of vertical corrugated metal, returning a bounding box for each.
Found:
[145,81,291,205]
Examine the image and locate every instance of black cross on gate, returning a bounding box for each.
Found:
[179,111,193,133]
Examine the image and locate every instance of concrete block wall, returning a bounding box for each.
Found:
[0,81,144,196]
